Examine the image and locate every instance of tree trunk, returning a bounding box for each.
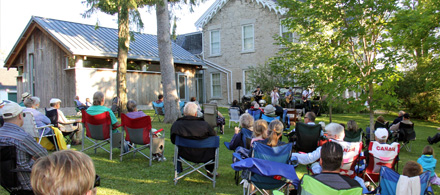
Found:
[329,105,332,123]
[117,6,130,114]
[116,6,130,114]
[368,82,375,141]
[156,0,180,123]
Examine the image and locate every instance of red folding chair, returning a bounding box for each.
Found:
[338,141,363,178]
[120,114,164,166]
[81,110,122,160]
[362,141,400,187]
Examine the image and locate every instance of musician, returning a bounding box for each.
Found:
[252,86,264,105]
[285,88,294,108]
[302,88,312,112]
[270,88,280,105]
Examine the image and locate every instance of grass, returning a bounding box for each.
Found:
[2,109,440,194]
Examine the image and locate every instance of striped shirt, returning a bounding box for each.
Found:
[0,122,48,190]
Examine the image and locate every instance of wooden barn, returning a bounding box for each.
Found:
[4,16,205,109]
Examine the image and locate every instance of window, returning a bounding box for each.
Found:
[210,30,221,55]
[211,73,221,98]
[177,74,188,100]
[243,70,254,95]
[280,20,299,43]
[242,24,254,52]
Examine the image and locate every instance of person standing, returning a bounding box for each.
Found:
[302,88,312,112]
[270,88,280,106]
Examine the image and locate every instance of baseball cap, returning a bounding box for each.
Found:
[375,128,388,140]
[50,98,62,104]
[0,102,24,119]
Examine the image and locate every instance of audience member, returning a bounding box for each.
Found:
[125,100,147,119]
[228,113,254,150]
[0,102,48,191]
[261,104,279,123]
[392,110,405,125]
[47,98,83,145]
[19,92,31,107]
[274,103,284,118]
[23,97,55,143]
[171,102,217,176]
[259,120,285,147]
[298,142,362,194]
[86,91,120,133]
[190,97,203,117]
[250,119,268,146]
[230,100,244,115]
[346,120,358,132]
[363,128,399,173]
[209,100,225,133]
[74,96,88,110]
[397,161,424,195]
[403,161,423,177]
[85,98,92,107]
[390,113,413,133]
[156,94,164,104]
[31,150,97,195]
[417,145,440,184]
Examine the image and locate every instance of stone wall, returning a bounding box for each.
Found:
[202,0,282,105]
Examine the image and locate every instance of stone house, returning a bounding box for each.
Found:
[195,0,293,105]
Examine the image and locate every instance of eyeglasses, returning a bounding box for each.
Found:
[94,175,100,187]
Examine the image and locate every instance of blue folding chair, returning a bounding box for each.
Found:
[378,166,431,195]
[248,109,262,121]
[234,142,297,194]
[173,136,220,188]
[152,101,165,122]
[261,114,280,124]
[224,128,253,150]
[179,101,185,115]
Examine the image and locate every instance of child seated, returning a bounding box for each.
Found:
[250,119,268,146]
[417,145,440,185]
[258,120,285,147]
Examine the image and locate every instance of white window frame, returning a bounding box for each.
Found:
[210,73,222,98]
[280,19,298,44]
[242,24,255,52]
[177,73,188,101]
[210,30,221,56]
[242,70,253,96]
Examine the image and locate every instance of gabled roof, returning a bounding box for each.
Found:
[195,0,287,29]
[174,32,202,55]
[5,16,204,68]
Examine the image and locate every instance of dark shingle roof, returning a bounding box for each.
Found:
[174,32,202,55]
[31,16,203,65]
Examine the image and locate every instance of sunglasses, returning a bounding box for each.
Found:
[3,112,26,118]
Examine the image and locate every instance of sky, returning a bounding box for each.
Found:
[0,0,215,65]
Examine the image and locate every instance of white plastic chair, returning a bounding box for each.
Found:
[22,111,57,151]
[228,107,240,128]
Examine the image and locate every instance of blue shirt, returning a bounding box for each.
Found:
[126,111,147,119]
[0,123,48,190]
[23,108,52,136]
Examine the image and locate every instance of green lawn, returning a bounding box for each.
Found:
[2,109,439,194]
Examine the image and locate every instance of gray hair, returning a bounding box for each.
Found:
[325,123,345,140]
[239,113,254,129]
[184,102,198,116]
[399,110,405,116]
[24,96,40,108]
[126,100,137,112]
[305,112,316,122]
[92,91,104,106]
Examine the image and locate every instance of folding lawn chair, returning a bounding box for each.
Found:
[229,107,240,128]
[203,103,222,134]
[377,166,430,195]
[22,111,58,151]
[120,114,165,166]
[173,135,220,188]
[300,174,363,194]
[294,122,322,153]
[362,141,400,187]
[247,109,262,121]
[152,101,165,122]
[81,110,122,160]
[0,145,33,195]
[261,114,280,124]
[344,128,363,142]
[338,141,363,178]
[45,108,78,145]
[236,142,297,195]
[396,123,416,152]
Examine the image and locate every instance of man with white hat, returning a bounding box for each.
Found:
[363,128,400,172]
[19,92,31,107]
[0,102,48,191]
[47,98,83,145]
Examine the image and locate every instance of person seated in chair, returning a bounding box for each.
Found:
[23,97,56,144]
[85,98,92,107]
[156,94,164,104]
[261,104,279,123]
[298,142,362,194]
[190,97,203,117]
[363,128,400,173]
[125,100,147,119]
[74,96,88,110]
[230,100,244,115]
[392,110,405,125]
[390,113,413,135]
[258,120,285,147]
[171,102,217,176]
[31,150,97,195]
[86,91,120,133]
[47,98,83,145]
[0,102,48,192]
[290,112,320,134]
[395,161,424,195]
[228,113,254,150]
[19,92,31,107]
[209,100,225,133]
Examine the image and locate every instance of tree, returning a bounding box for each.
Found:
[156,0,181,123]
[83,0,148,114]
[276,0,401,140]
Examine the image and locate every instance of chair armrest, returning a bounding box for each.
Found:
[232,152,243,161]
[153,128,164,135]
[36,124,54,130]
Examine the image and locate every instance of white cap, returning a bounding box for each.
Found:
[50,98,62,104]
[375,128,388,140]
[22,92,31,99]
[0,102,24,119]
